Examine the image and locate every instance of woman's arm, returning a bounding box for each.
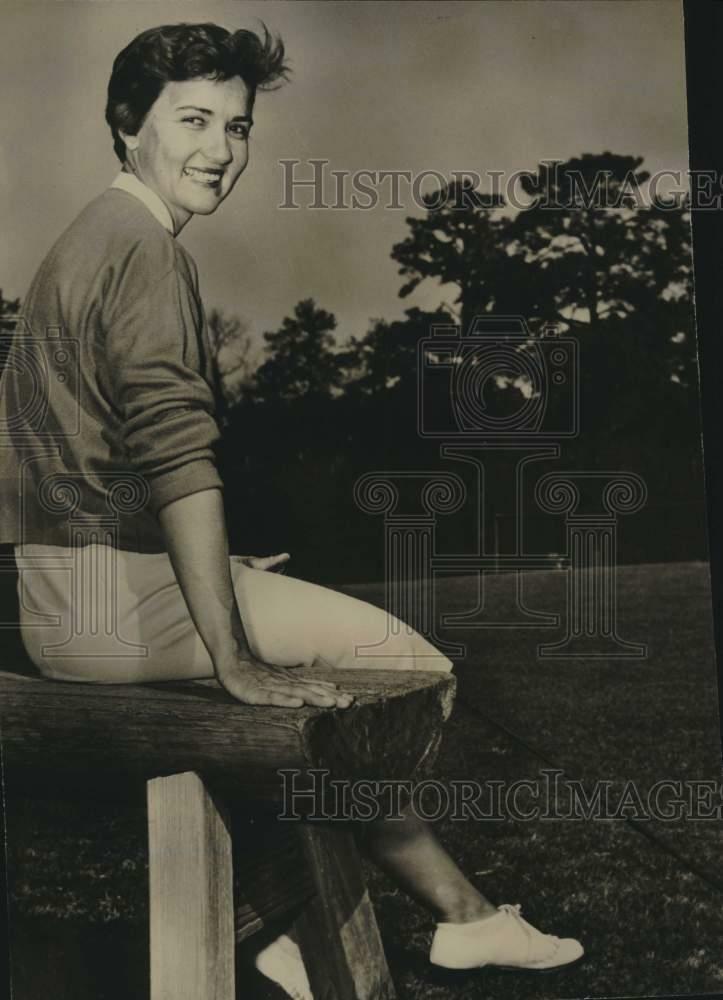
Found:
[158,487,353,709]
[103,245,348,707]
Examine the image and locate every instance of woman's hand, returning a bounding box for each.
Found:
[231,552,290,573]
[160,493,351,710]
[215,651,355,709]
[222,552,355,707]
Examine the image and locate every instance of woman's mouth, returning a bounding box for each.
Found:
[183,166,223,187]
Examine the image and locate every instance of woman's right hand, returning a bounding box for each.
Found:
[215,652,355,709]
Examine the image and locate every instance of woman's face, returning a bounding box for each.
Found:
[121,76,254,232]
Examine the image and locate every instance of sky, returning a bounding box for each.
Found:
[0,0,690,352]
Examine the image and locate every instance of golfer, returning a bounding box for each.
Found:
[0,22,583,995]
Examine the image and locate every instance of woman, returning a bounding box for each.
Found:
[0,21,583,996]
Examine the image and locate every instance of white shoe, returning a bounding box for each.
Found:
[430,903,584,973]
[254,933,313,999]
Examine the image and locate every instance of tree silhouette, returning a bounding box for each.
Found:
[391,179,506,332]
[0,290,20,332]
[340,306,454,397]
[0,289,22,379]
[206,307,258,408]
[388,155,696,442]
[504,155,695,439]
[254,298,342,401]
[504,154,692,330]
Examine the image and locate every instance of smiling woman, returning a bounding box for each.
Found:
[0,17,583,999]
[117,78,253,230]
[105,23,278,231]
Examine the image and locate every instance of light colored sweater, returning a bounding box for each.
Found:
[0,180,224,552]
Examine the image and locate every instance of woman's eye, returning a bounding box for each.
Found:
[182,116,206,126]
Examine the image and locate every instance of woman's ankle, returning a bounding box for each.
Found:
[435,896,498,925]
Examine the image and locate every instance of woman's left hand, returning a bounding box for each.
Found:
[231,552,290,573]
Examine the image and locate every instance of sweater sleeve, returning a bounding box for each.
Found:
[104,254,223,519]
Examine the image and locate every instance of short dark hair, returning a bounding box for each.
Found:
[105,22,289,162]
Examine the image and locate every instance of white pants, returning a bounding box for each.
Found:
[15,543,453,683]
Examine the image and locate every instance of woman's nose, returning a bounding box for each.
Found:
[203,128,233,165]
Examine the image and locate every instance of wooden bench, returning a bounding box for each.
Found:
[0,665,456,999]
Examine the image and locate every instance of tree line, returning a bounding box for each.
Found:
[210,153,704,579]
[1,153,706,580]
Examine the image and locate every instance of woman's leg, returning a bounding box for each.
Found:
[17,544,452,681]
[362,804,496,922]
[225,566,509,931]
[227,567,582,970]
[18,547,486,914]
[17,546,582,972]
[17,543,218,682]
[228,559,453,673]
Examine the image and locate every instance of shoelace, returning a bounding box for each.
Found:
[497,903,560,963]
[256,967,311,1000]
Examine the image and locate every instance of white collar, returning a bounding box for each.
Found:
[110,171,175,235]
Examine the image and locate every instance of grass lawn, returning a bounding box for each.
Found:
[342,561,723,999]
[5,562,723,999]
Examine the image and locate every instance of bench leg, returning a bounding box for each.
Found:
[147,771,235,1000]
[294,824,396,1000]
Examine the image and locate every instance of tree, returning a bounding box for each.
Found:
[391,179,506,333]
[340,306,454,398]
[0,290,21,332]
[388,155,697,442]
[254,298,342,401]
[0,289,22,379]
[505,155,695,438]
[206,307,258,408]
[504,153,692,331]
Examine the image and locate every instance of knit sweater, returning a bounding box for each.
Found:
[0,185,224,553]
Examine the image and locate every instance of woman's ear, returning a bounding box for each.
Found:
[119,130,140,153]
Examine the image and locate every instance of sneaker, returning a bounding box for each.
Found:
[254,933,313,1000]
[429,903,584,974]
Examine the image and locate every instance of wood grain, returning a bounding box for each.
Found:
[295,824,397,999]
[232,818,315,943]
[0,667,456,804]
[148,771,234,1000]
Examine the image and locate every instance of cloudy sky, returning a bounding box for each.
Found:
[0,0,689,350]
